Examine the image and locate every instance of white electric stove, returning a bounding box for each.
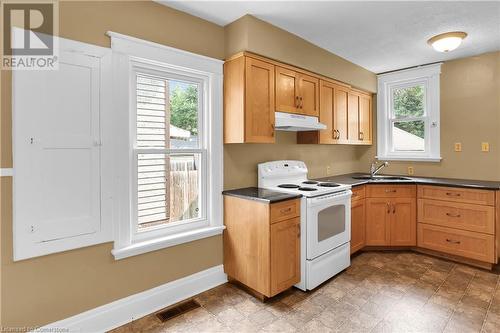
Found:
[258,160,352,290]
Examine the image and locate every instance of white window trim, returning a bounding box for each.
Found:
[107,32,224,260]
[377,63,442,162]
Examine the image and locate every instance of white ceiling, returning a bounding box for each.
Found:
[161,1,500,73]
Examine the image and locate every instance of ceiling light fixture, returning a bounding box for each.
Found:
[427,31,467,52]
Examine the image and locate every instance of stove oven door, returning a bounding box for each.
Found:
[306,191,351,260]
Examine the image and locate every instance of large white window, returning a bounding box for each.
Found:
[377,64,442,161]
[109,32,223,259]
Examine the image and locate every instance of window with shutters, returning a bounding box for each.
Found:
[135,74,203,231]
[109,32,223,259]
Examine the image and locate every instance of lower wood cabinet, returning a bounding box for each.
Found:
[351,197,366,254]
[223,195,300,298]
[365,185,416,246]
[417,223,495,263]
[270,217,300,295]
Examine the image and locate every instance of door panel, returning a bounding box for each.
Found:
[270,218,301,296]
[298,73,319,116]
[334,87,349,143]
[275,66,298,114]
[351,199,366,254]
[348,93,360,142]
[245,58,275,143]
[319,81,335,144]
[366,198,390,245]
[15,52,102,243]
[390,198,416,246]
[359,94,372,143]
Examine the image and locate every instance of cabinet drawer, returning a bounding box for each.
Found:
[417,223,495,263]
[270,199,300,223]
[418,199,495,234]
[351,186,366,201]
[367,184,416,198]
[417,185,495,206]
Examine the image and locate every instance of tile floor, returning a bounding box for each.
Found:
[110,251,500,332]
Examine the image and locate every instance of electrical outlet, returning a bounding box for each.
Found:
[407,166,414,175]
[454,143,462,152]
[481,142,490,152]
[326,166,332,175]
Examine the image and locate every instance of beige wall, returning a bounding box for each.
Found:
[359,51,500,181]
[0,1,225,328]
[225,15,377,92]
[223,15,376,189]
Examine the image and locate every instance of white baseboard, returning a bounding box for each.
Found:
[38,265,227,333]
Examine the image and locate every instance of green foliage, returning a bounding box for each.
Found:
[170,85,198,135]
[393,85,424,138]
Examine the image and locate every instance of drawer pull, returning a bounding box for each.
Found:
[280,207,292,214]
[446,212,461,218]
[446,192,461,197]
[385,189,397,193]
[445,238,461,244]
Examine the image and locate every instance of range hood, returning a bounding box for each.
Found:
[274,112,327,131]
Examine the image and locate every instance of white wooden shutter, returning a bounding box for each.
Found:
[13,38,111,260]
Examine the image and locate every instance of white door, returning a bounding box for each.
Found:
[306,191,351,260]
[14,51,101,243]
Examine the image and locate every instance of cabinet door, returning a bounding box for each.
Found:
[365,198,390,245]
[270,217,300,296]
[245,57,275,143]
[334,86,349,143]
[351,199,366,254]
[390,198,417,246]
[358,94,372,144]
[347,92,360,143]
[318,81,335,144]
[275,66,299,114]
[298,73,319,116]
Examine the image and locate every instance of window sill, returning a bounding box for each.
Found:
[112,225,225,260]
[376,156,442,162]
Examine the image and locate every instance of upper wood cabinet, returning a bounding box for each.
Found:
[276,66,319,117]
[224,56,275,143]
[347,91,372,145]
[224,52,372,145]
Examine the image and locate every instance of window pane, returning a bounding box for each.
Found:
[393,121,425,151]
[393,85,424,118]
[137,153,201,229]
[137,75,199,149]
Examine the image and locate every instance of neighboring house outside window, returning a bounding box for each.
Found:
[109,32,224,260]
[377,63,442,162]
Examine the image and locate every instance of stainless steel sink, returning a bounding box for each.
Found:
[352,175,412,181]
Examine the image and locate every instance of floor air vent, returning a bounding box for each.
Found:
[156,299,201,322]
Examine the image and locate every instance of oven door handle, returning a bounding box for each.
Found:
[308,190,352,207]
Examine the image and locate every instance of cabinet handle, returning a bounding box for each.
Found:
[359,131,364,140]
[446,212,461,218]
[392,204,396,214]
[446,192,461,197]
[295,96,299,108]
[385,189,397,193]
[299,96,303,109]
[332,129,336,139]
[280,207,292,214]
[297,224,301,238]
[446,238,461,244]
[336,130,340,139]
[387,202,390,213]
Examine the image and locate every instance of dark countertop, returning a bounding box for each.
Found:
[314,173,500,190]
[222,187,302,203]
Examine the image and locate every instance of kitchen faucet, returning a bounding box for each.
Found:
[370,160,389,177]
